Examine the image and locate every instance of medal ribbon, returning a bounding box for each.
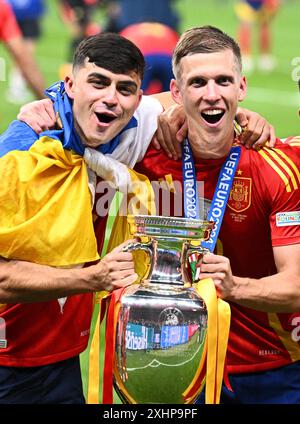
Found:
[182,138,239,404]
[202,145,241,251]
[182,138,201,219]
[182,138,241,251]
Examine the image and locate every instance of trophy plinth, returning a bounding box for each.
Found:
[114,215,214,404]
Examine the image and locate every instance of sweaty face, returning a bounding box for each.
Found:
[171,50,247,159]
[64,61,142,148]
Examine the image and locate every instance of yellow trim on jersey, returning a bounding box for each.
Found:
[266,149,298,190]
[268,313,300,362]
[258,149,292,192]
[286,136,300,147]
[273,148,300,186]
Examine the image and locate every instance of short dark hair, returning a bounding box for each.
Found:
[172,26,242,78]
[73,32,145,80]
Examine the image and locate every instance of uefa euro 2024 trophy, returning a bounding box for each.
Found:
[114,215,215,404]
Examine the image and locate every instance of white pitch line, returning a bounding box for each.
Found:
[126,339,204,371]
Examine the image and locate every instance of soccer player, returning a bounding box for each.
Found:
[235,0,280,72]
[104,0,179,33]
[59,0,101,61]
[0,0,45,99]
[0,33,159,404]
[134,26,300,403]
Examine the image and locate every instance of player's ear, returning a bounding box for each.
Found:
[238,76,247,102]
[64,75,75,100]
[170,79,183,105]
[135,89,143,110]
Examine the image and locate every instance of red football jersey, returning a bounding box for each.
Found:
[136,140,300,373]
[0,294,93,366]
[0,0,21,43]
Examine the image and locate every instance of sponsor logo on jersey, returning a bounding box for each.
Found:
[276,211,300,227]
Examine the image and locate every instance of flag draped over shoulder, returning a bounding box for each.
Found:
[0,82,105,266]
[0,136,99,266]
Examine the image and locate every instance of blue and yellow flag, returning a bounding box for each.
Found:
[0,135,99,266]
[0,82,135,267]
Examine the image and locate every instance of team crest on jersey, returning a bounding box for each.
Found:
[227,177,252,213]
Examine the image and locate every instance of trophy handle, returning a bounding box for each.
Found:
[123,241,154,261]
[185,245,210,269]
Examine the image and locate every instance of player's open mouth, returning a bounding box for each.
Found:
[95,112,117,124]
[201,109,225,125]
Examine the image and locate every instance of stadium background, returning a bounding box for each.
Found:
[0,0,299,402]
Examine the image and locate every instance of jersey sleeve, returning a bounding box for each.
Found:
[262,144,300,246]
[0,120,39,158]
[283,135,300,147]
[0,1,21,43]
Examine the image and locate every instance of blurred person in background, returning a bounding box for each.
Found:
[104,0,179,33]
[104,0,180,94]
[120,22,179,94]
[59,0,180,93]
[59,0,101,62]
[6,0,46,103]
[0,0,45,101]
[235,0,280,73]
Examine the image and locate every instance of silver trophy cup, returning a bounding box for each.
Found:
[114,215,214,404]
